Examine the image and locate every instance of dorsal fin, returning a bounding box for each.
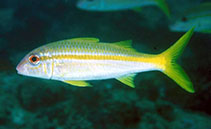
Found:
[69,37,100,43]
[116,74,137,88]
[154,0,170,18]
[113,40,137,52]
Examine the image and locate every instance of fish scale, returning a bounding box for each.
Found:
[38,39,158,81]
[47,41,138,59]
[17,29,195,93]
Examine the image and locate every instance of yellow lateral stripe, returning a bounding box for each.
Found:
[41,54,164,65]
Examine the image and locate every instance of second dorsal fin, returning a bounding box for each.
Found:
[113,40,137,52]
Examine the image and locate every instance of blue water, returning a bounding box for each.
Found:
[0,0,211,129]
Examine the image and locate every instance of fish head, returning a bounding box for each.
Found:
[77,0,102,10]
[16,46,53,79]
[170,3,211,33]
[169,15,196,32]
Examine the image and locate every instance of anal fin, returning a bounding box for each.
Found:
[116,74,137,88]
[63,80,92,87]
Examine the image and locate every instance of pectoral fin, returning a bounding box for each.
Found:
[63,80,92,87]
[116,74,137,88]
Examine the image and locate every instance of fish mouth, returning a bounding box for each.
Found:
[16,62,25,75]
[16,63,21,73]
[16,56,28,75]
[16,67,23,75]
[16,66,29,77]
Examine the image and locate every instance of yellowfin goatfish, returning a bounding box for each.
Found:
[16,28,195,93]
[77,0,170,18]
[170,3,211,34]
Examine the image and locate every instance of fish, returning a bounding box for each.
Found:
[170,2,211,34]
[16,28,195,93]
[76,0,170,18]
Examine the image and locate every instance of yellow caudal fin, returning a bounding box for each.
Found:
[154,0,170,18]
[159,28,195,93]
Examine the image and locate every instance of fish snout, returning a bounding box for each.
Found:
[16,62,22,74]
[16,60,26,75]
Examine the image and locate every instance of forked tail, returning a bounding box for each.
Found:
[158,28,195,93]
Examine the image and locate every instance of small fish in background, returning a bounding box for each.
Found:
[16,28,195,93]
[76,0,170,18]
[170,2,211,34]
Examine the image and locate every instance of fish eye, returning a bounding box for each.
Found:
[28,55,40,65]
[181,17,187,22]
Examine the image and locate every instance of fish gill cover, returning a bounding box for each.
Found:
[0,0,211,129]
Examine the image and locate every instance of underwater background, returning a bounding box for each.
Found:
[0,0,211,129]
